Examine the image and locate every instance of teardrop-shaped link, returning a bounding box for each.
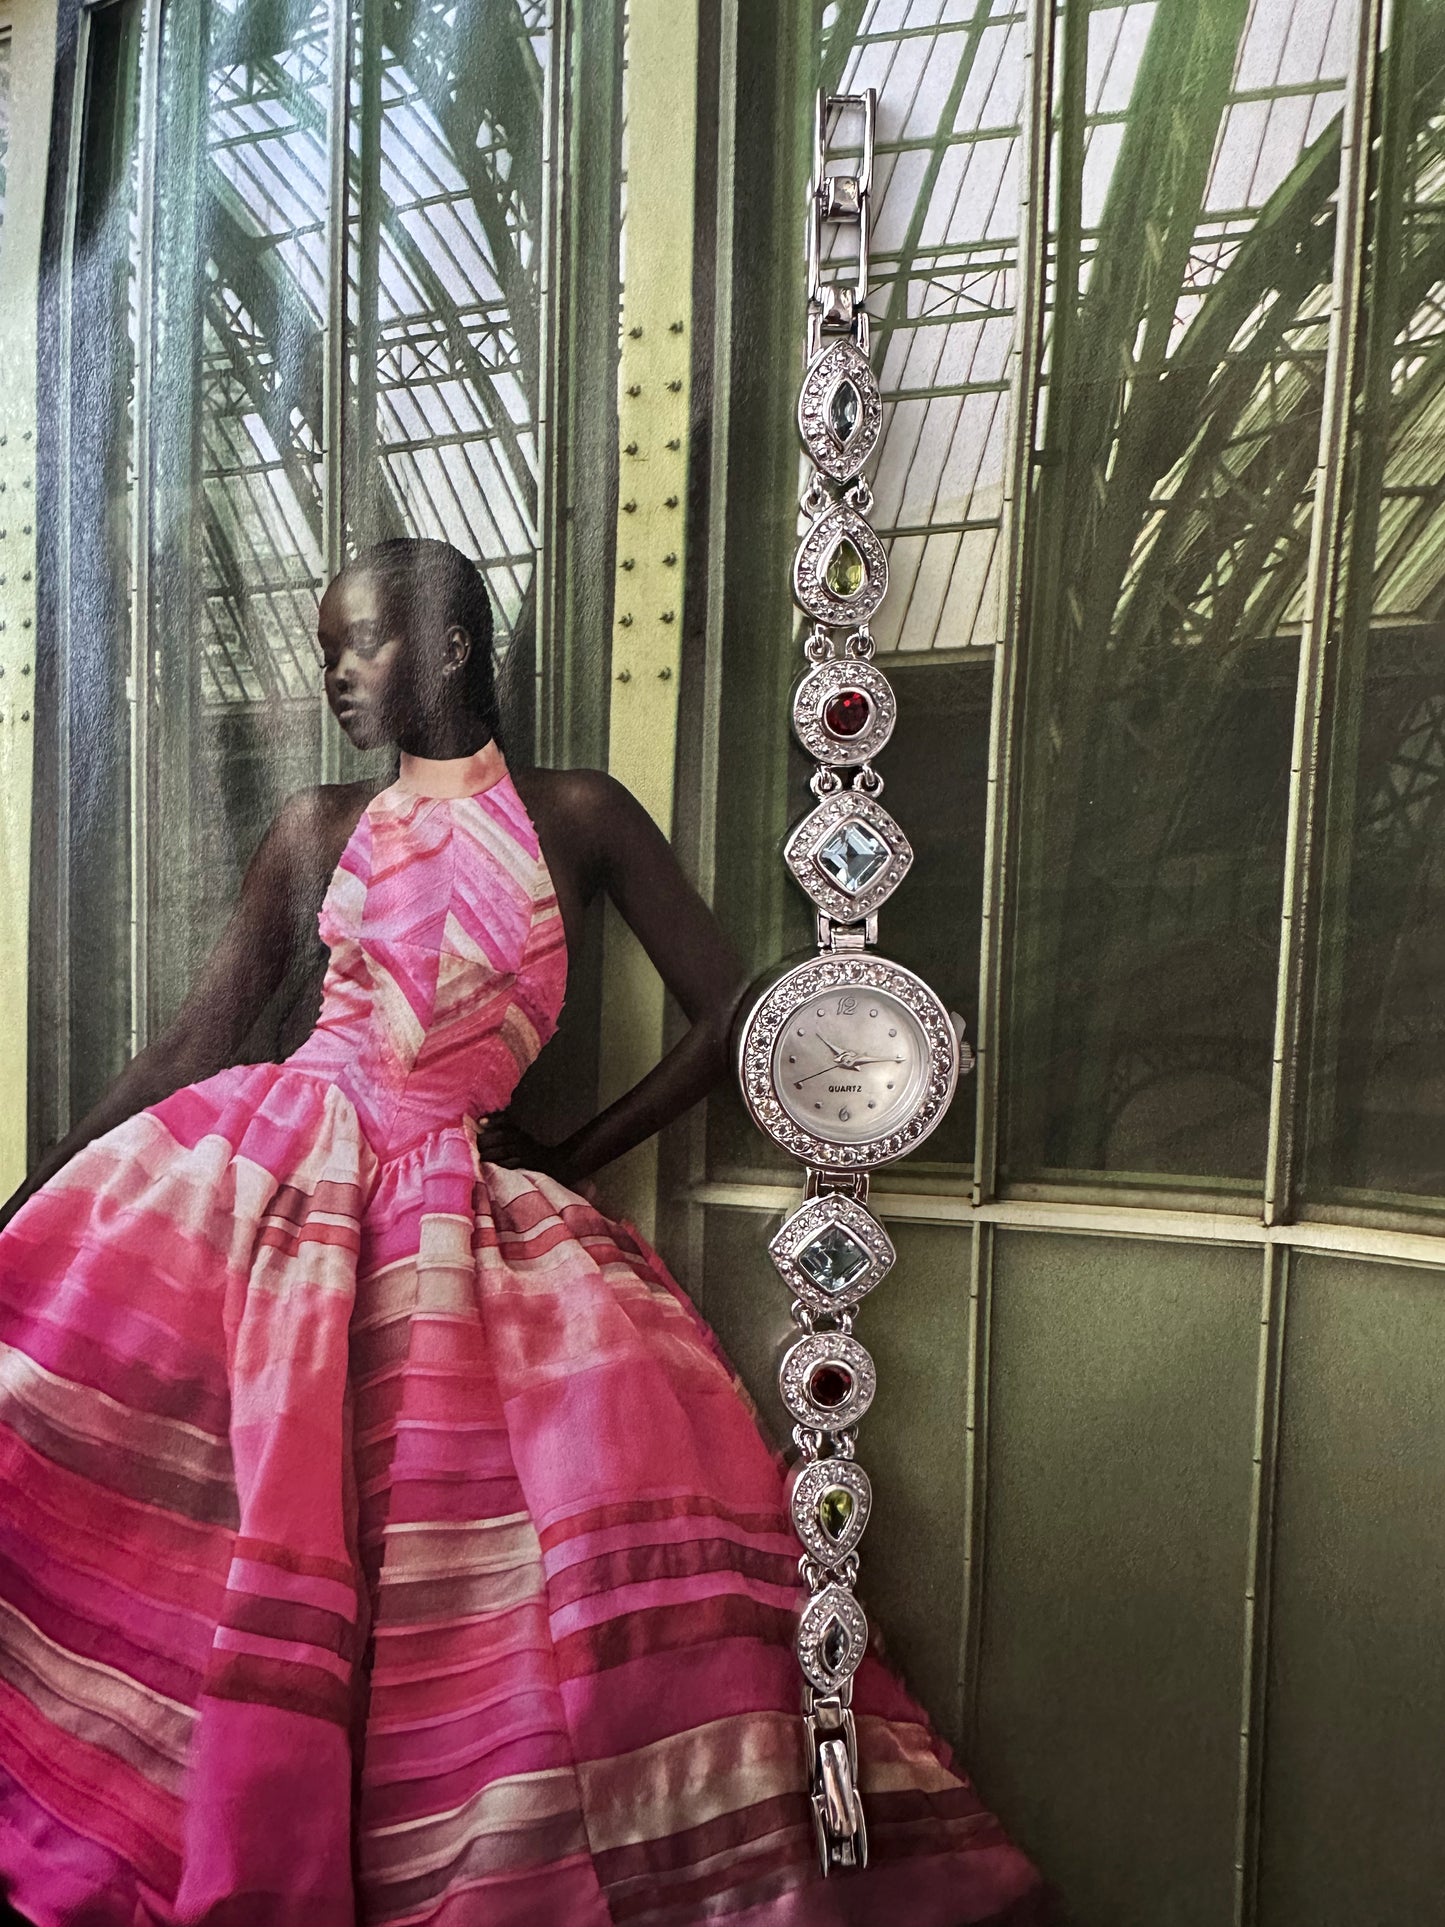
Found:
[793,501,889,625]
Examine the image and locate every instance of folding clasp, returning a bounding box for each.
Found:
[805,89,876,355]
[804,1685,868,1874]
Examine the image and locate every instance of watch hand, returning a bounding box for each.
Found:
[845,1055,901,1067]
[796,1063,847,1084]
[815,1033,850,1058]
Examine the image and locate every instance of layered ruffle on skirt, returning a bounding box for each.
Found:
[0,1065,1044,1926]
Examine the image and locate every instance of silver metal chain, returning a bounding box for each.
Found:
[782,88,894,1878]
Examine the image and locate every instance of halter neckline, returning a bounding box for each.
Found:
[384,738,508,803]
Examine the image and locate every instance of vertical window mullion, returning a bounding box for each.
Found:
[319,0,351,784]
[128,0,162,1054]
[973,0,1056,1208]
[51,2,90,1136]
[1263,0,1383,1228]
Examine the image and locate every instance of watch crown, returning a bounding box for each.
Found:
[948,1011,977,1075]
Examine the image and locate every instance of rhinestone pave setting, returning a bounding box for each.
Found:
[791,658,897,769]
[790,1457,872,1564]
[784,791,913,923]
[797,337,882,481]
[780,1331,877,1432]
[739,954,959,1170]
[769,1192,896,1313]
[794,503,889,626]
[798,1583,869,1693]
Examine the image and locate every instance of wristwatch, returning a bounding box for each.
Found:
[735,87,967,1876]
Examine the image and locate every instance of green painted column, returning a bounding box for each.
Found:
[0,0,58,1192]
[597,0,699,1241]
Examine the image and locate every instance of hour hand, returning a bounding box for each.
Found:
[815,1033,849,1058]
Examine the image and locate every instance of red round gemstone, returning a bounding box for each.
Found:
[808,1363,854,1409]
[822,689,870,737]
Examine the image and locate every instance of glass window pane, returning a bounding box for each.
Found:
[1002,0,1355,1189]
[38,0,579,1144]
[145,0,334,1030]
[709,0,1020,1182]
[1304,10,1445,1204]
[830,0,1027,655]
[343,0,551,687]
[54,0,145,1124]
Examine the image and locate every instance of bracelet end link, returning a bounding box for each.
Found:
[805,1689,868,1875]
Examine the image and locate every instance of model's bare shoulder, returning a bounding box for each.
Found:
[250,779,377,898]
[511,762,614,810]
[512,765,649,838]
[510,765,649,906]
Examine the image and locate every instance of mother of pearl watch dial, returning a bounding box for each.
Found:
[738,954,959,1167]
[772,986,930,1145]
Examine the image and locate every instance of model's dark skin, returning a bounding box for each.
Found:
[0,565,747,1229]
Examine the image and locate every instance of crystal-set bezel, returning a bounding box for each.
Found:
[793,502,889,626]
[791,658,897,769]
[784,791,913,923]
[739,954,959,1169]
[769,1192,896,1313]
[797,338,883,481]
[797,1582,869,1693]
[789,1456,873,1565]
[779,1330,877,1431]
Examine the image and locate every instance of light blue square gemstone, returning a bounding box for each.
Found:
[795,1225,871,1294]
[814,818,889,895]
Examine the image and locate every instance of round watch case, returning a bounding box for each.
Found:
[737,952,959,1169]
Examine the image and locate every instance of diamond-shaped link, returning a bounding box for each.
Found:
[769,1193,895,1313]
[784,791,913,923]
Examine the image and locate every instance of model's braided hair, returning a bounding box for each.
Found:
[347,536,501,740]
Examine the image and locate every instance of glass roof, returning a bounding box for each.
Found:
[824,0,1028,654]
[814,0,1445,656]
[178,0,1445,697]
[189,0,550,708]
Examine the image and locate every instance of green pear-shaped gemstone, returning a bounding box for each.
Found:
[821,1617,849,1673]
[829,378,861,445]
[817,1486,855,1541]
[825,536,866,600]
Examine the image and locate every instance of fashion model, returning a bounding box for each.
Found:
[0,537,1045,1924]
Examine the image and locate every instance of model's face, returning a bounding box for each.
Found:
[317,569,420,751]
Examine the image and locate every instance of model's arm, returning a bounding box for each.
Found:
[0,790,327,1229]
[478,772,749,1185]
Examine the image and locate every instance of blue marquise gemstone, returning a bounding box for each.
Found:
[815,819,889,895]
[829,378,862,445]
[821,1617,850,1673]
[796,1224,871,1294]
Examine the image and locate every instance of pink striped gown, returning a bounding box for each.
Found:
[0,769,1045,1926]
